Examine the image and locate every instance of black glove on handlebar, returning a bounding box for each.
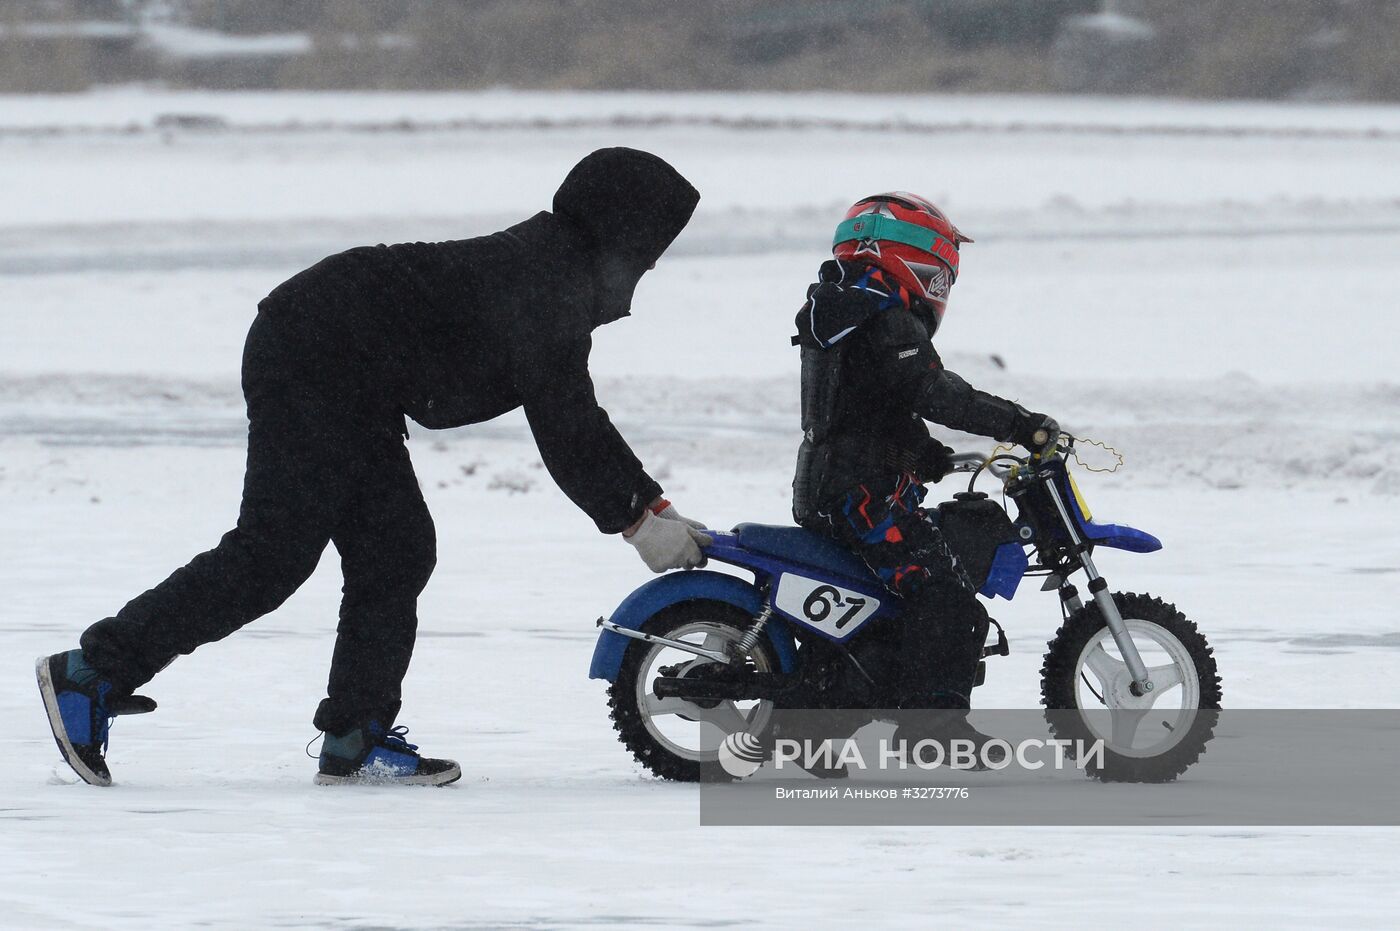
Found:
[918,436,955,482]
[1014,412,1060,458]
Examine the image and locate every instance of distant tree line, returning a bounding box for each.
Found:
[1,0,1397,101]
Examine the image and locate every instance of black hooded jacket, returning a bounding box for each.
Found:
[256,147,700,533]
[792,259,1036,519]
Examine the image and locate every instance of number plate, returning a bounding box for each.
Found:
[774,574,881,640]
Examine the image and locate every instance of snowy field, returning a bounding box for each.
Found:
[2,89,1399,928]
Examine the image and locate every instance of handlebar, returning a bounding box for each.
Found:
[948,450,1018,481]
[951,434,1072,489]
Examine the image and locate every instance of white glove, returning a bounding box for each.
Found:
[624,510,713,573]
[655,502,708,531]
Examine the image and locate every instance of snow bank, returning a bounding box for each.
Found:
[7,87,1400,135]
[4,366,1396,496]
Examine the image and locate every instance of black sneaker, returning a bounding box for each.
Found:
[893,711,1007,772]
[36,650,155,786]
[314,722,460,786]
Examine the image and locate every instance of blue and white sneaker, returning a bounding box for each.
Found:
[36,650,155,787]
[314,722,460,786]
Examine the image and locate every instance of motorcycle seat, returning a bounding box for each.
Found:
[731,522,877,582]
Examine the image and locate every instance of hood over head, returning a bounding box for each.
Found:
[552,147,700,325]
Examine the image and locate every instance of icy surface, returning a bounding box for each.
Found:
[1,90,1399,928]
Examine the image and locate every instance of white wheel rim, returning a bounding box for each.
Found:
[634,621,775,764]
[1071,618,1202,759]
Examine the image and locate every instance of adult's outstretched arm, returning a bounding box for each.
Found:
[519,335,662,534]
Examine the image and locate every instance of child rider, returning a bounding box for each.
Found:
[791,192,1060,757]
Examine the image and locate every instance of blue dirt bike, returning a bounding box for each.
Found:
[589,441,1222,782]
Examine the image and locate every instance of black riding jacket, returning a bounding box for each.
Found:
[256,148,700,533]
[792,260,1034,522]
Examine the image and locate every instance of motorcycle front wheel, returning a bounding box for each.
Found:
[1040,591,1222,783]
[608,600,778,782]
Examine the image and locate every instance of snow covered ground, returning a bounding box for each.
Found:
[2,89,1399,928]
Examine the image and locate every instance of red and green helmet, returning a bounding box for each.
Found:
[831,192,972,327]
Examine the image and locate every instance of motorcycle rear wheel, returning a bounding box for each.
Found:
[1040,591,1222,783]
[608,601,778,782]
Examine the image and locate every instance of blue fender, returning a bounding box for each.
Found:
[588,570,798,682]
[1080,521,1163,553]
[981,542,1029,600]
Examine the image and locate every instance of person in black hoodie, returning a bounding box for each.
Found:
[36,148,710,787]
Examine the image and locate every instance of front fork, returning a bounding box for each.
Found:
[1044,479,1155,694]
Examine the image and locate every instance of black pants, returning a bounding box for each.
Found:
[821,474,989,709]
[81,311,436,734]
